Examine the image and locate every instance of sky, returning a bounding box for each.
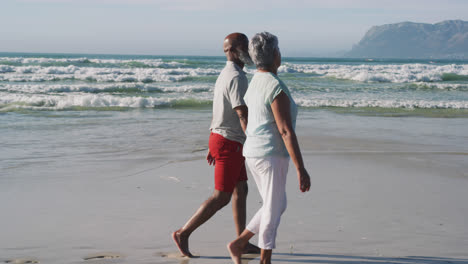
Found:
[1,0,467,56]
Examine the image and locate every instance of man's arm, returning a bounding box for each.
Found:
[228,75,248,133]
[234,105,248,133]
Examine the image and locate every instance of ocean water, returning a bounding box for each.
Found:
[1,52,468,175]
[1,53,468,263]
[1,53,468,114]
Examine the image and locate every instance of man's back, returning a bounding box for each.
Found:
[210,61,248,144]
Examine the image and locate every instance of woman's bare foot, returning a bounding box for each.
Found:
[172,229,193,258]
[243,243,261,254]
[227,239,247,264]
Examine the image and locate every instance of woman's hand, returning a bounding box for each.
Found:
[297,167,311,192]
[207,151,215,166]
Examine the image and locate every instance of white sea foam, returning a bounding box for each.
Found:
[4,61,467,84]
[1,83,212,94]
[0,65,220,83]
[0,65,14,73]
[1,56,467,112]
[294,98,468,109]
[1,91,466,111]
[278,63,468,83]
[0,57,91,64]
[0,57,183,68]
[412,82,468,90]
[0,92,211,111]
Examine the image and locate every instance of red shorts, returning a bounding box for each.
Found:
[208,132,247,193]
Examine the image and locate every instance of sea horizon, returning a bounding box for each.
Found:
[2,51,468,62]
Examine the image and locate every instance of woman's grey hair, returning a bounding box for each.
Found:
[249,32,279,69]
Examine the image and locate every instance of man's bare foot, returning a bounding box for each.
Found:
[243,242,261,254]
[172,229,193,258]
[227,239,246,264]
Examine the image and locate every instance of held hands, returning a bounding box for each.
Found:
[297,167,311,192]
[206,151,215,166]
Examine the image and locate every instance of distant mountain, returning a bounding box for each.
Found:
[346,20,468,59]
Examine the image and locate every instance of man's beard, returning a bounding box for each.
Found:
[238,50,254,66]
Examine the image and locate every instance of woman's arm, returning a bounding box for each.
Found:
[271,91,310,192]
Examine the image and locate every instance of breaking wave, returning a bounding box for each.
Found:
[278,63,468,83]
[1,55,467,116]
[0,93,212,111]
[0,83,212,94]
[1,92,466,112]
[0,57,184,68]
[0,65,220,83]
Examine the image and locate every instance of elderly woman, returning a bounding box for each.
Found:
[227,32,311,264]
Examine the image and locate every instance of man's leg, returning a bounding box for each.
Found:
[173,190,232,257]
[232,181,261,254]
[232,181,247,236]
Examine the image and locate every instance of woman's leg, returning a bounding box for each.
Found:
[257,156,289,250]
[228,157,289,264]
[260,249,272,264]
[227,157,264,264]
[244,157,266,234]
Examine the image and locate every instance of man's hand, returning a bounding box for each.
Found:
[207,151,215,166]
[297,167,311,192]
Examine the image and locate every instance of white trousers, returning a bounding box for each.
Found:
[245,156,289,250]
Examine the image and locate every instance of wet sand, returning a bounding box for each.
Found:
[1,112,468,264]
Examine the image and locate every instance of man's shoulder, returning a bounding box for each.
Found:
[224,65,246,79]
[218,69,246,89]
[231,72,247,83]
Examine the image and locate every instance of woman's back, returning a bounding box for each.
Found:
[243,72,297,158]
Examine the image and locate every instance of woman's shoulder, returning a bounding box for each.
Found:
[251,72,282,89]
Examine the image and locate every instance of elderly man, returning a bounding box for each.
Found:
[172,32,260,257]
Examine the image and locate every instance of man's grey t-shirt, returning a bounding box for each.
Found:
[210,61,248,144]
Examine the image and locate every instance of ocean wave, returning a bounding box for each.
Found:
[0,65,221,83]
[278,63,468,83]
[0,83,212,94]
[0,57,184,68]
[0,93,212,111]
[412,82,468,91]
[295,98,468,109]
[1,91,466,112]
[0,65,15,73]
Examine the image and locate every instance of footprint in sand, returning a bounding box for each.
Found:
[4,259,39,264]
[83,252,125,261]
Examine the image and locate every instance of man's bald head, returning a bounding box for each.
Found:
[223,32,252,67]
[224,33,249,52]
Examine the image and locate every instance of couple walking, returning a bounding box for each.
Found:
[172,32,311,264]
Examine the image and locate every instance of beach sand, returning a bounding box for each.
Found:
[1,111,467,264]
